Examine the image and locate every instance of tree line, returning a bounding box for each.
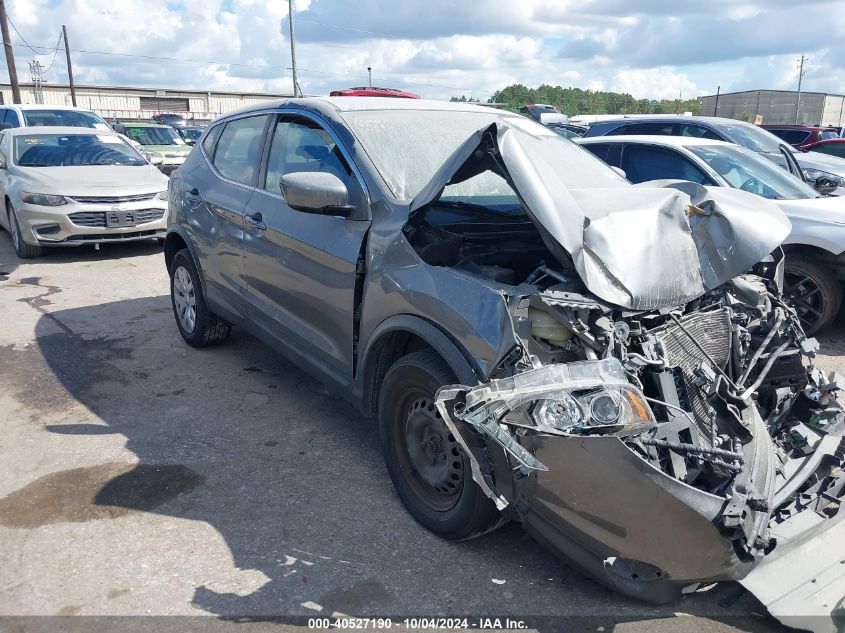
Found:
[451,84,702,116]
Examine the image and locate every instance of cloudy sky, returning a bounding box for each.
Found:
[6,0,845,101]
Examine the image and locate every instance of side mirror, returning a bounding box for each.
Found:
[280,172,354,218]
[611,166,627,179]
[815,175,840,195]
[144,151,164,166]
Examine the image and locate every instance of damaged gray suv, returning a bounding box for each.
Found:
[165,98,844,632]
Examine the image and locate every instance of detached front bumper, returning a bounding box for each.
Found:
[16,199,168,247]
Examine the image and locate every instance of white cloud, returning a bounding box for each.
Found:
[611,67,702,100]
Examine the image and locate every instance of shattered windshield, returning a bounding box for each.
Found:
[342,109,627,200]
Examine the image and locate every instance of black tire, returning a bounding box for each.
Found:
[784,255,842,335]
[169,248,231,347]
[378,349,500,540]
[7,204,42,259]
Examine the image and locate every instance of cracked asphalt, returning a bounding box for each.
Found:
[1,232,844,632]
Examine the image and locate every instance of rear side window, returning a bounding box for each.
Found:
[582,143,613,164]
[607,122,678,136]
[621,145,713,185]
[768,129,811,145]
[4,108,20,127]
[201,123,223,157]
[212,115,270,186]
[820,131,839,140]
[811,143,845,159]
[679,124,722,140]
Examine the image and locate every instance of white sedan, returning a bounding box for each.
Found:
[577,134,845,333]
[0,126,169,258]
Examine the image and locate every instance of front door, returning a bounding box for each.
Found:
[242,113,371,376]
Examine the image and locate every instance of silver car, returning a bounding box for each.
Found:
[0,126,169,258]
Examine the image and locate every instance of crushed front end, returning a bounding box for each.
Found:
[435,256,845,629]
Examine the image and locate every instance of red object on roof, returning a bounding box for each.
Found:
[329,87,421,99]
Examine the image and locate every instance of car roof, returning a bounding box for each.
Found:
[577,135,734,148]
[762,124,836,130]
[119,121,170,127]
[592,116,745,127]
[221,96,503,120]
[5,125,118,136]
[5,104,98,113]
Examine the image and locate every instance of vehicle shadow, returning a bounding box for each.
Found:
[16,295,784,630]
[0,231,163,265]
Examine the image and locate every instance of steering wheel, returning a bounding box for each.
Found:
[739,177,760,193]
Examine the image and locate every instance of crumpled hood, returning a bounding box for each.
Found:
[411,123,791,310]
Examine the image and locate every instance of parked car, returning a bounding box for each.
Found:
[176,125,206,145]
[546,122,588,139]
[578,135,845,333]
[583,116,845,196]
[112,121,192,175]
[0,126,168,258]
[801,138,845,159]
[164,97,844,632]
[0,104,112,130]
[329,87,421,98]
[762,124,840,148]
[152,113,188,127]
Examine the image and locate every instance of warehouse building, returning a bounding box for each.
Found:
[0,82,293,123]
[700,89,845,127]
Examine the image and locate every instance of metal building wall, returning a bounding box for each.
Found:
[700,90,840,125]
[822,95,845,127]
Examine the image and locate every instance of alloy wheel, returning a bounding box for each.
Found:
[784,270,823,331]
[173,265,197,333]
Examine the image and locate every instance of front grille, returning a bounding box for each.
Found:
[135,209,165,224]
[68,211,106,227]
[65,229,162,241]
[653,308,732,441]
[69,193,156,204]
[68,209,164,228]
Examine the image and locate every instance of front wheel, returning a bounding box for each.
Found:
[783,255,842,335]
[169,248,231,347]
[8,204,42,258]
[378,350,501,540]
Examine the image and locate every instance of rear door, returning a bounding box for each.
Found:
[241,112,371,375]
[186,113,271,316]
[619,144,716,185]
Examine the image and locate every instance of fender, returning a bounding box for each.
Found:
[164,225,207,295]
[356,313,485,415]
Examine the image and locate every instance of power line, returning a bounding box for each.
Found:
[6,15,57,56]
[40,32,63,73]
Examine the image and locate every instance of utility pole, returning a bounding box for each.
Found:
[795,54,806,125]
[287,0,300,97]
[713,85,720,116]
[62,25,77,106]
[367,66,372,88]
[0,0,20,103]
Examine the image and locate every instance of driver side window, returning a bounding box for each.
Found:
[263,117,362,207]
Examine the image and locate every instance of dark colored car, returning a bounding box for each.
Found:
[176,125,206,145]
[164,97,845,632]
[152,113,188,127]
[802,138,845,159]
[329,87,420,99]
[583,116,845,195]
[762,124,840,148]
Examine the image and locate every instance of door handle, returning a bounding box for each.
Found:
[245,211,266,230]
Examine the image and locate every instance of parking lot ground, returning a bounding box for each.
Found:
[2,233,843,632]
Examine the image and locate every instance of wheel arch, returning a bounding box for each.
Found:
[357,314,483,418]
[164,228,208,295]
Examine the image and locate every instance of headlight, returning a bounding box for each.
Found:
[156,190,168,200]
[20,192,68,206]
[525,384,653,435]
[802,168,844,187]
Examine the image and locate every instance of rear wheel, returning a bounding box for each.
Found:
[169,248,231,347]
[783,255,842,335]
[378,350,500,540]
[7,204,42,258]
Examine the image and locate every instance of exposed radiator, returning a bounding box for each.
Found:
[653,308,733,441]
